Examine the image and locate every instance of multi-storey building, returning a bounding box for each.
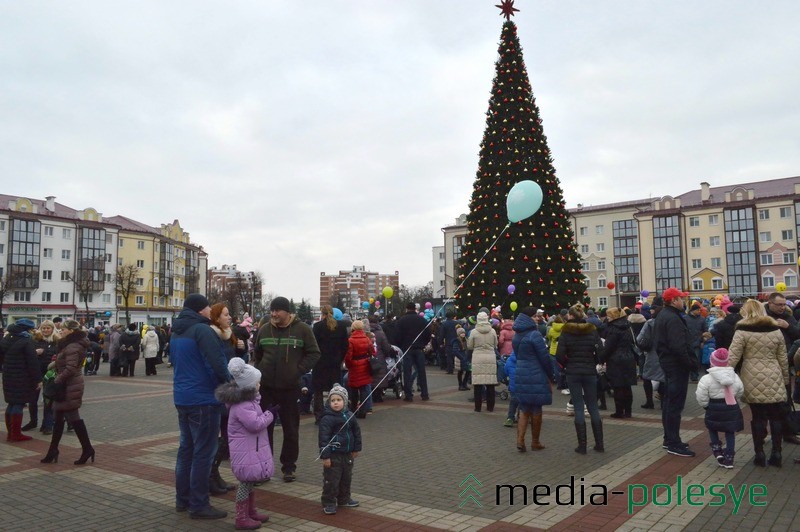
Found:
[319,266,399,316]
[207,264,262,319]
[436,176,800,310]
[1,194,206,326]
[439,214,468,299]
[432,246,446,298]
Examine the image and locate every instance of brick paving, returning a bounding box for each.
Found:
[2,365,800,531]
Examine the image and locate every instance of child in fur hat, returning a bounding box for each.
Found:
[695,348,744,469]
[215,358,277,530]
[318,383,362,515]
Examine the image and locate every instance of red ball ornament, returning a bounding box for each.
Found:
[607,281,615,290]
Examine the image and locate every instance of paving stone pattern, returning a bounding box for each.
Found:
[2,365,799,531]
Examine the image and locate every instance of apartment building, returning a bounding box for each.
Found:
[207,264,262,319]
[319,266,399,316]
[1,194,206,326]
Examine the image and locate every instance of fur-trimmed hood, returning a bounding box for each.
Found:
[735,316,779,333]
[215,381,260,405]
[562,321,596,335]
[628,313,646,325]
[57,329,88,351]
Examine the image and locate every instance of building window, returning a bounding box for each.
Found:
[784,252,795,264]
[598,277,607,289]
[780,207,792,219]
[763,276,775,288]
[117,295,123,305]
[759,209,770,220]
[43,248,53,258]
[597,260,606,270]
[759,232,771,242]
[711,257,722,268]
[596,225,604,235]
[760,253,773,265]
[106,253,112,263]
[581,261,589,271]
[580,244,589,254]
[692,279,704,291]
[105,273,112,282]
[653,215,683,291]
[102,293,111,303]
[42,270,52,280]
[41,291,52,302]
[153,278,159,287]
[689,216,699,227]
[137,241,145,250]
[62,228,71,239]
[598,297,608,307]
[106,233,113,244]
[117,258,123,266]
[135,295,144,305]
[785,275,797,287]
[153,296,159,306]
[438,252,444,260]
[712,278,724,290]
[782,230,793,241]
[708,214,719,225]
[710,236,720,247]
[692,259,702,269]
[690,238,701,248]
[136,260,145,268]
[61,249,71,260]
[136,277,144,286]
[14,291,32,302]
[44,226,54,236]
[60,292,69,302]
[579,227,587,236]
[119,239,124,247]
[724,208,757,297]
[61,271,70,281]
[79,294,93,303]
[596,243,605,252]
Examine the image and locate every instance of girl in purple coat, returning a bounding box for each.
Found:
[216,358,276,530]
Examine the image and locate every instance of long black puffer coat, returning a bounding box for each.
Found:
[603,317,638,388]
[1,327,40,404]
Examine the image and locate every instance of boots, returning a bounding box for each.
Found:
[574,422,587,454]
[72,419,95,465]
[457,371,468,390]
[590,418,604,452]
[211,464,236,492]
[530,412,545,450]
[719,450,735,469]
[768,419,783,467]
[21,418,38,431]
[8,413,33,442]
[516,412,529,452]
[751,420,767,467]
[710,442,723,463]
[641,380,654,409]
[474,387,482,412]
[235,499,261,530]
[610,389,625,418]
[41,416,65,463]
[248,492,270,523]
[624,390,633,418]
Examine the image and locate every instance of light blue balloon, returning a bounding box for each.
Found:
[362,302,370,309]
[333,308,343,320]
[506,180,544,223]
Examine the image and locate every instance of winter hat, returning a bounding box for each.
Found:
[228,357,261,390]
[328,383,349,405]
[727,304,741,314]
[63,319,81,331]
[14,318,36,331]
[477,311,489,324]
[456,327,466,337]
[710,348,729,368]
[270,296,294,313]
[184,293,210,313]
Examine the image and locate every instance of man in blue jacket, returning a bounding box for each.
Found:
[171,293,232,520]
[397,302,431,401]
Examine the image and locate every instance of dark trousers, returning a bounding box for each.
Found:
[122,359,137,377]
[445,346,454,372]
[175,404,220,512]
[474,384,495,412]
[567,374,603,425]
[28,388,41,424]
[402,349,429,399]
[321,453,354,506]
[348,385,369,417]
[260,388,301,474]
[662,366,690,447]
[145,358,158,375]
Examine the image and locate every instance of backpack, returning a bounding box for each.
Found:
[636,320,654,352]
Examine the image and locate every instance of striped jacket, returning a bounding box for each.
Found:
[254,316,320,390]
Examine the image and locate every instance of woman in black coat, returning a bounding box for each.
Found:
[1,319,40,442]
[312,305,349,422]
[603,308,638,418]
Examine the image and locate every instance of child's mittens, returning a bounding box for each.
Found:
[265,404,280,418]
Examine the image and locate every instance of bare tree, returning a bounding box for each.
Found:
[115,263,140,325]
[67,272,97,326]
[0,269,19,328]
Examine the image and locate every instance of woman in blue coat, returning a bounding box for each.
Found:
[512,308,555,452]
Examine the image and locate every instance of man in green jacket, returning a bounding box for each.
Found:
[254,296,321,482]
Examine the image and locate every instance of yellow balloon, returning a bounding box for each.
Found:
[510,301,518,311]
[382,286,394,299]
[776,282,787,293]
[369,298,375,304]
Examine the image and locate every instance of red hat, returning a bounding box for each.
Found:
[662,287,689,302]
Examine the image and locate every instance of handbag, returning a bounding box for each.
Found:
[785,401,800,435]
[43,380,66,402]
[368,356,384,376]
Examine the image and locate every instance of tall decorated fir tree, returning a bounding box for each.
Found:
[457,2,587,316]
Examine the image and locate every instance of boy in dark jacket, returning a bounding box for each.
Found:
[318,384,362,515]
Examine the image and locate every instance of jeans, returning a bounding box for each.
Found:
[402,349,429,399]
[175,404,221,512]
[552,357,563,389]
[662,366,690,447]
[363,384,373,411]
[506,393,519,420]
[708,430,736,452]
[567,374,602,426]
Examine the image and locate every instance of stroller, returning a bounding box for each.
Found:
[496,353,510,401]
[382,345,404,399]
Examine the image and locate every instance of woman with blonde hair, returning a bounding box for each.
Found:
[28,320,60,434]
[311,305,349,422]
[727,299,789,467]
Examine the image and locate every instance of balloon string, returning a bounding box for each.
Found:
[315,222,512,461]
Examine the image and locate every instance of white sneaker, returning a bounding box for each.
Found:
[561,389,571,395]
[566,402,574,416]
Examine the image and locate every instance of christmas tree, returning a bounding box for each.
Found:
[457,2,587,316]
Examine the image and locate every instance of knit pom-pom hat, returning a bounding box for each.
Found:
[228,357,261,390]
[328,383,349,406]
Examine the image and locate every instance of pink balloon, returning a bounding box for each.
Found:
[425,302,432,309]
[419,312,425,317]
[375,301,381,307]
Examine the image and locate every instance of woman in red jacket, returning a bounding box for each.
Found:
[344,320,375,419]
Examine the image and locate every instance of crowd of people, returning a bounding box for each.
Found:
[4,288,800,528]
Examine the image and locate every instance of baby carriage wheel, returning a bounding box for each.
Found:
[499,390,509,401]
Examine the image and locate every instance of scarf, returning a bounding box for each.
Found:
[210,324,232,340]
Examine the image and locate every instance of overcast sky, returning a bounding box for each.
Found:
[2,1,799,306]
